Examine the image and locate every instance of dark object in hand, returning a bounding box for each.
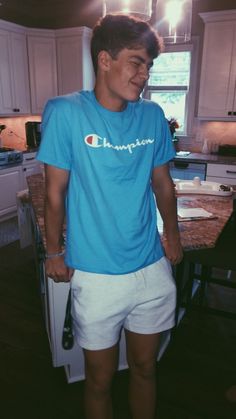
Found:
[62,289,74,350]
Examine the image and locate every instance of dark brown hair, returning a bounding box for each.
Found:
[91,14,163,75]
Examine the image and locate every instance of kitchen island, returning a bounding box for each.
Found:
[27,173,234,383]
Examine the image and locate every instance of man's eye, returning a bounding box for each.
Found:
[131,61,140,67]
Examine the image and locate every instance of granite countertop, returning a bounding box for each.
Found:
[173,152,236,165]
[27,173,234,253]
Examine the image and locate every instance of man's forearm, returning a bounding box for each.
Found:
[44,196,65,254]
[154,177,179,240]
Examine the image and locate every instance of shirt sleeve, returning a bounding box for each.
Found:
[36,97,72,170]
[153,105,176,168]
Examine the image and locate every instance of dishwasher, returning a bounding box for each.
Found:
[169,161,207,181]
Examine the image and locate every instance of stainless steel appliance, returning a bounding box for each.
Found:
[25,121,41,149]
[0,147,23,167]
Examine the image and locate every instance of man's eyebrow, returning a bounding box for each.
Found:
[130,55,153,67]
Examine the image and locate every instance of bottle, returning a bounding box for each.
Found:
[202,138,209,154]
[0,124,6,148]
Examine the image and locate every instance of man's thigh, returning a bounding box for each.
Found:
[125,330,161,369]
[83,343,119,383]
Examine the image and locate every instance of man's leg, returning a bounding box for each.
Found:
[125,330,161,419]
[83,344,119,419]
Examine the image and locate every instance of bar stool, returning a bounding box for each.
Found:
[174,209,236,323]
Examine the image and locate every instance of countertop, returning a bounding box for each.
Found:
[173,152,236,165]
[22,148,236,164]
[27,173,234,253]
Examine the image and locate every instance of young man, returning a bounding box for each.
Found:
[37,14,183,419]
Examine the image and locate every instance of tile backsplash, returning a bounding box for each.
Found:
[178,120,236,153]
[199,121,236,147]
[0,116,41,150]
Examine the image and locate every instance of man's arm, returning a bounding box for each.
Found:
[44,164,74,282]
[151,163,183,265]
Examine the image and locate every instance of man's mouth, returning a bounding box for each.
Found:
[131,81,145,91]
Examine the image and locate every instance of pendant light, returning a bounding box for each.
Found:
[155,0,192,43]
[103,0,153,21]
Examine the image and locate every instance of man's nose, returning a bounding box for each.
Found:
[139,64,150,80]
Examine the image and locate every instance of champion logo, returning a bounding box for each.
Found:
[84,133,155,154]
[84,134,103,148]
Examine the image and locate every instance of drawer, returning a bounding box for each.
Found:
[206,175,236,185]
[206,163,236,179]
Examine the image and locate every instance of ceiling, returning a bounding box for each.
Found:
[0,0,235,30]
[0,0,104,29]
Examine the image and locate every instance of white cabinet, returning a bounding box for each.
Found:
[56,27,95,95]
[27,31,58,114]
[0,25,31,115]
[198,11,236,120]
[0,165,22,219]
[0,154,42,220]
[206,163,236,185]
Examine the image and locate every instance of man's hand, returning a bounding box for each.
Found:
[45,256,74,283]
[164,237,183,266]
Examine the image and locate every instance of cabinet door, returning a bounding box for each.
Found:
[198,21,236,119]
[0,166,22,219]
[0,30,30,115]
[28,36,58,114]
[0,30,14,114]
[10,32,31,114]
[56,30,94,95]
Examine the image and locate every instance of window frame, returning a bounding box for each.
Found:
[143,36,199,138]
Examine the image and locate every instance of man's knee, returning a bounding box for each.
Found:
[86,371,114,395]
[129,358,157,380]
[85,362,117,394]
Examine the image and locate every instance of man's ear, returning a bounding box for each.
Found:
[97,50,112,72]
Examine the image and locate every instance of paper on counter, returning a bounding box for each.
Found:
[178,207,213,219]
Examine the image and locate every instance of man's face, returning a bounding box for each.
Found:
[101,47,153,107]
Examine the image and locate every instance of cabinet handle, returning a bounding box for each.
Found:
[23,168,27,171]
[13,108,20,112]
[226,170,236,175]
[233,112,236,116]
[25,157,35,161]
[174,162,189,169]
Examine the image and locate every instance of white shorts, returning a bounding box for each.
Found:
[71,257,176,350]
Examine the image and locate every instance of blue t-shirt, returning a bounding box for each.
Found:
[37,90,175,274]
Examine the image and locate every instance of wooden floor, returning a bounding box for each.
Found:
[0,241,236,419]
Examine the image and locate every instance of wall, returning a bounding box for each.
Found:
[0,115,41,150]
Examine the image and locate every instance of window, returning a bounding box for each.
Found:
[143,40,198,137]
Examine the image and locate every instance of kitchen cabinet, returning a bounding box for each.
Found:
[27,31,58,114]
[0,165,22,219]
[198,10,236,120]
[56,27,95,95]
[0,153,42,221]
[0,24,31,115]
[206,163,236,185]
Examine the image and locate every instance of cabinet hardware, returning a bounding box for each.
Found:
[13,108,20,112]
[226,170,236,175]
[233,112,236,116]
[25,157,35,161]
[228,111,232,116]
[174,162,189,169]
